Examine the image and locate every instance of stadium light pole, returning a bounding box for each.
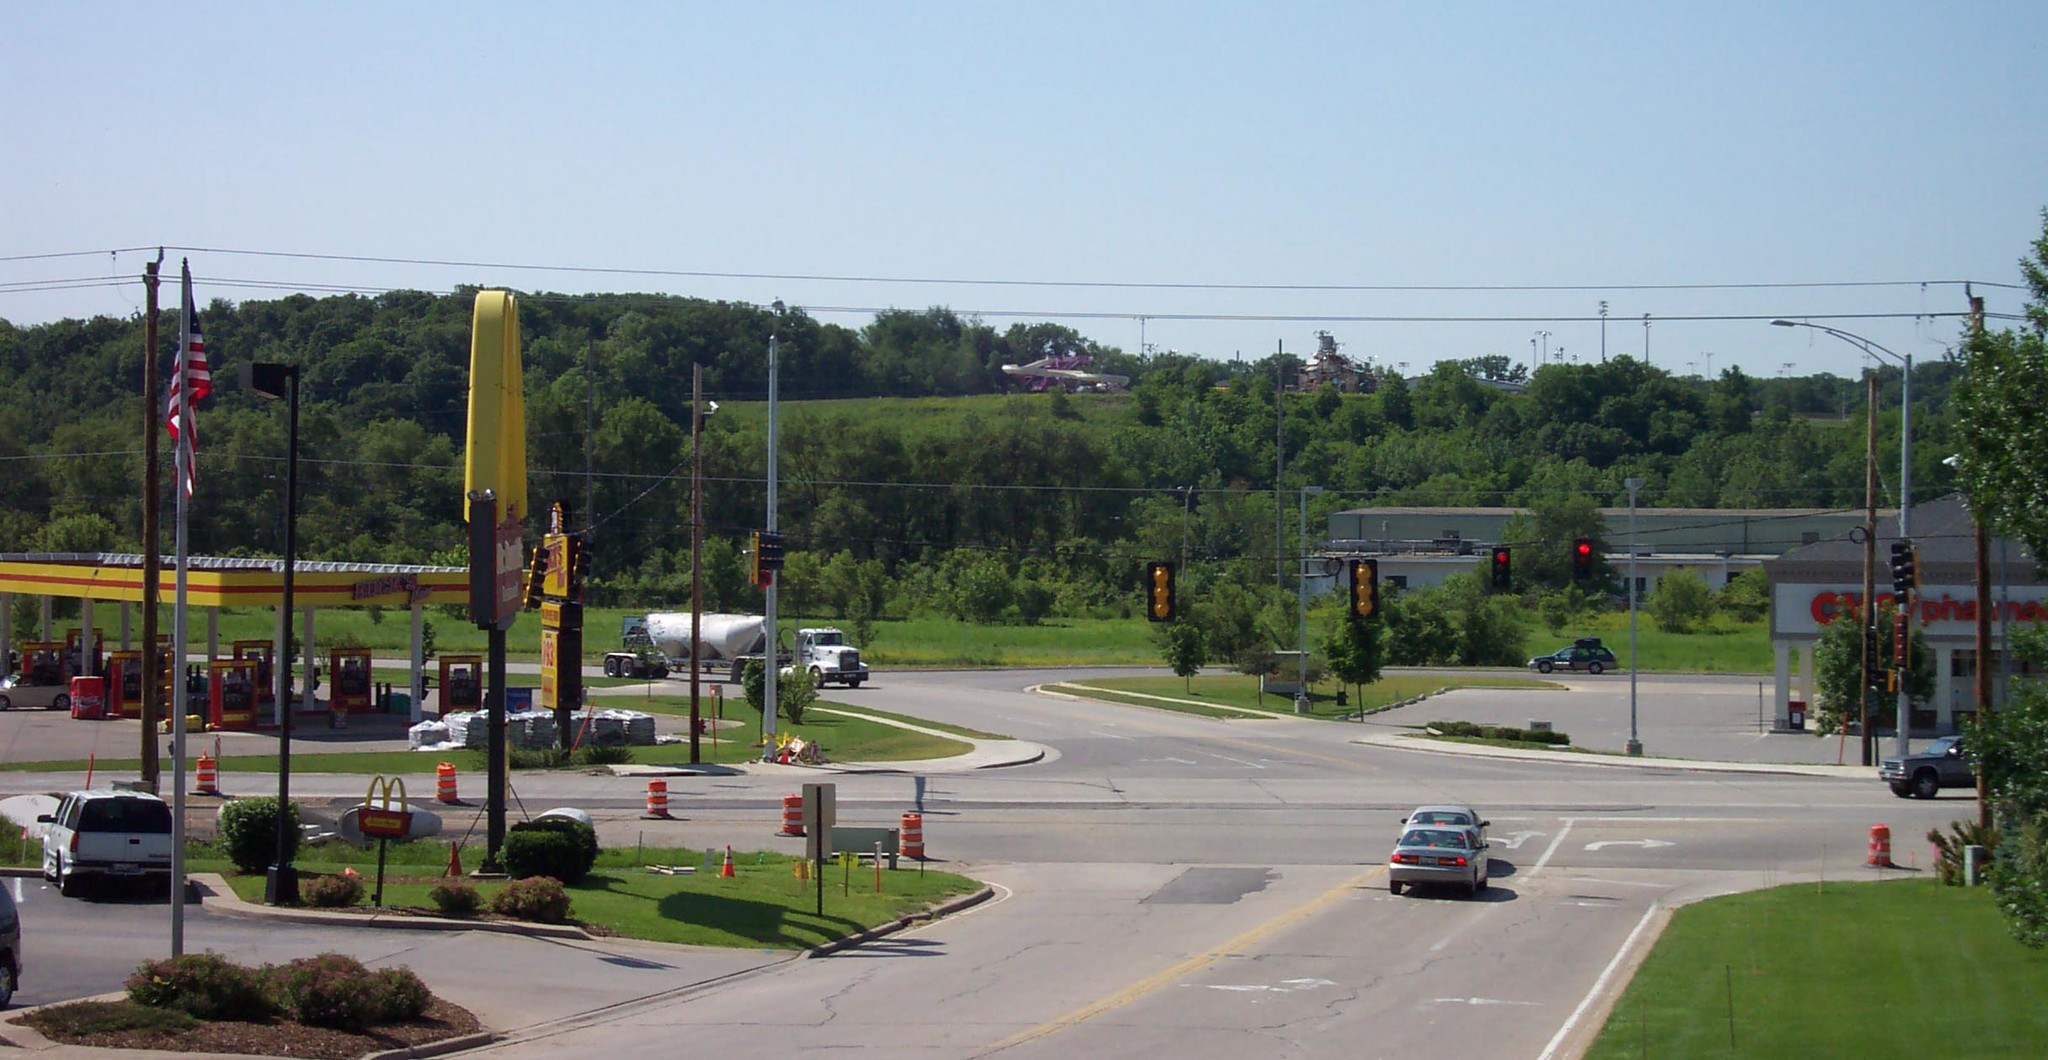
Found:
[1772,320,1912,756]
[243,361,301,906]
[1625,477,1644,756]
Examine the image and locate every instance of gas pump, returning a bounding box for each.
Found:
[209,659,258,731]
[439,655,482,716]
[331,648,374,714]
[108,651,143,719]
[232,640,276,717]
[21,643,65,687]
[64,627,106,680]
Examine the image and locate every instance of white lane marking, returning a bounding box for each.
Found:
[1088,730,1129,740]
[1496,830,1545,850]
[1537,902,1663,1060]
[1195,978,1336,993]
[10,877,19,903]
[1427,997,1541,1007]
[1528,819,1576,878]
[1207,753,1266,769]
[1561,877,1666,888]
[1584,839,1676,852]
[1138,757,1199,766]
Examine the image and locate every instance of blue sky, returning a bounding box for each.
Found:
[5,2,2044,380]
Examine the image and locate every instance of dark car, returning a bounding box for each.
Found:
[1878,734,1976,799]
[1527,638,1618,675]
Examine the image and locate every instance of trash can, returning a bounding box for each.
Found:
[506,687,534,713]
[1787,700,1807,730]
[69,675,106,720]
[387,692,412,715]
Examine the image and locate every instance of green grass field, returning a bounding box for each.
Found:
[1588,879,2048,1057]
[1060,673,1557,721]
[122,605,1772,672]
[199,844,981,950]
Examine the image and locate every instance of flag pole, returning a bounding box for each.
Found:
[168,259,193,958]
[140,253,163,791]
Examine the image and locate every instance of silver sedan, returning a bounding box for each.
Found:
[1388,827,1489,898]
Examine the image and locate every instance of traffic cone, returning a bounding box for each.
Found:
[720,845,736,879]
[447,842,463,878]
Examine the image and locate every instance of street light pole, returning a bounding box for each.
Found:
[1626,477,1643,756]
[1297,485,1322,712]
[244,362,301,906]
[1772,320,1913,756]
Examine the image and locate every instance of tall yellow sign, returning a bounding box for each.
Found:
[464,291,527,628]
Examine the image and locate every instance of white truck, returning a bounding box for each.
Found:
[604,613,868,688]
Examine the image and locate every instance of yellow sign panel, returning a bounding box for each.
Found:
[539,627,559,711]
[542,533,570,599]
[464,290,527,528]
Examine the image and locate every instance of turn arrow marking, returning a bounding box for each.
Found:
[1584,839,1676,851]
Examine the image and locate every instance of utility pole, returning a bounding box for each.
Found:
[761,312,782,759]
[1642,313,1652,365]
[1968,287,1991,827]
[1599,300,1608,362]
[139,252,163,792]
[1860,374,1877,766]
[689,363,704,764]
[1274,341,1285,595]
[584,343,595,532]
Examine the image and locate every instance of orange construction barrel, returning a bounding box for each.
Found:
[1868,823,1893,867]
[780,793,805,836]
[644,779,672,819]
[436,761,460,804]
[900,812,925,860]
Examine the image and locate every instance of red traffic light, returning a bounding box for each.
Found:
[1571,538,1595,579]
[1574,541,1593,558]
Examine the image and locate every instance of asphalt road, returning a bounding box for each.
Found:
[0,667,1973,1059]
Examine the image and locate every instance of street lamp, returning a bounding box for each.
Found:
[1772,320,1913,756]
[243,361,301,906]
[1297,485,1323,713]
[1625,477,1644,756]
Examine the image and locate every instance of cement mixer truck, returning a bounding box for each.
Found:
[604,613,867,688]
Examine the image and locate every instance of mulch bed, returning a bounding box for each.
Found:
[16,996,483,1059]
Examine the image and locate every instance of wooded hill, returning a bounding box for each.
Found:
[0,289,1966,621]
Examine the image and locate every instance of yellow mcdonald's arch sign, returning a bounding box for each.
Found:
[464,290,527,526]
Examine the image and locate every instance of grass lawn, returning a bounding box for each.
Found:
[202,845,982,950]
[1588,878,2048,1057]
[9,707,972,774]
[1060,673,1557,721]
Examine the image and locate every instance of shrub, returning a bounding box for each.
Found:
[125,953,276,1021]
[370,966,432,1022]
[577,743,635,766]
[300,872,364,908]
[503,816,599,883]
[267,953,382,1031]
[491,876,573,923]
[428,880,481,916]
[510,746,571,770]
[215,797,300,874]
[29,999,198,1038]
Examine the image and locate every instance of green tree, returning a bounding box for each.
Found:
[1713,568,1770,622]
[1811,602,1931,735]
[1644,568,1713,633]
[1159,620,1206,691]
[1322,614,1384,704]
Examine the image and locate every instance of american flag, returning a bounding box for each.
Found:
[166,261,212,497]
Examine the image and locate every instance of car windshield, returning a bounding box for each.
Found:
[1929,736,1962,755]
[1413,811,1472,826]
[78,798,173,833]
[1400,829,1467,849]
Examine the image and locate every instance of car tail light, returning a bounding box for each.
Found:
[1391,854,1417,865]
[1439,855,1466,867]
[70,832,79,854]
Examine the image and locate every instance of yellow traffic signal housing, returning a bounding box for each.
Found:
[1145,561,1176,622]
[1349,558,1379,618]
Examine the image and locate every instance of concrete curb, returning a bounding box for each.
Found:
[805,885,996,958]
[1353,731,1873,779]
[190,874,596,941]
[1,991,129,1053]
[362,1030,499,1060]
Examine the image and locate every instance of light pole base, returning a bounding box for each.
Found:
[1624,739,1643,757]
[264,864,299,906]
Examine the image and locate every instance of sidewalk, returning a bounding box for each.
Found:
[1349,730,1873,779]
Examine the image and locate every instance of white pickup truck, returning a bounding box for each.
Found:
[40,791,175,898]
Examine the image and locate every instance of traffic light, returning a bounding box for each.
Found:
[564,534,589,603]
[1571,538,1595,580]
[1489,547,1511,591]
[749,531,770,587]
[1892,610,1910,668]
[758,531,784,572]
[1349,558,1379,618]
[1889,540,1918,595]
[522,544,548,610]
[1145,561,1176,622]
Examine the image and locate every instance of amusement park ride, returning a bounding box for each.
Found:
[999,353,1129,392]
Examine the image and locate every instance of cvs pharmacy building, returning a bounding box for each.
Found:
[1764,495,2044,735]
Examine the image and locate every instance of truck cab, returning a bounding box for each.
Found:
[795,628,868,688]
[1878,734,1976,799]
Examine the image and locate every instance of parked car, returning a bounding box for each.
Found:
[1878,734,1976,799]
[39,790,175,898]
[1527,638,1617,675]
[1389,826,1489,897]
[1400,804,1490,847]
[0,884,18,1006]
[0,675,70,712]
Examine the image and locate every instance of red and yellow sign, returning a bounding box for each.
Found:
[360,775,413,840]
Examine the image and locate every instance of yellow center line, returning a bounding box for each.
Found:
[972,867,1381,1056]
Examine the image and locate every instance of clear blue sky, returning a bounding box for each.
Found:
[5,1,2044,380]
